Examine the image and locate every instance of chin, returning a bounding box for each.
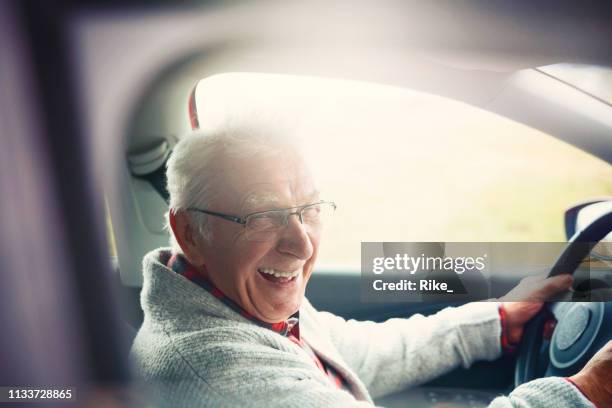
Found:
[264,297,301,321]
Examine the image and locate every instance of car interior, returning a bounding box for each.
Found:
[113,71,612,407]
[2,1,611,407]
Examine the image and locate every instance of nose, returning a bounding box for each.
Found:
[276,213,314,260]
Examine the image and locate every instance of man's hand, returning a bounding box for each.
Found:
[499,274,574,344]
[570,341,612,407]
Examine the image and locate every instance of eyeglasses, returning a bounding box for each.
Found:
[187,200,336,242]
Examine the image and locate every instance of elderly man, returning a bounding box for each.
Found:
[130,128,611,408]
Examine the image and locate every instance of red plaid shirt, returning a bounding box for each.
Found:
[167,254,348,391]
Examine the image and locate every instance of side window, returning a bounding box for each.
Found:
[302,86,612,269]
[192,74,612,270]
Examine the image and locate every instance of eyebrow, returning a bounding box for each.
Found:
[302,190,320,204]
[243,192,281,210]
[242,190,320,213]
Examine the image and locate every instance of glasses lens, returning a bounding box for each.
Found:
[302,202,335,228]
[245,211,286,242]
[244,202,336,242]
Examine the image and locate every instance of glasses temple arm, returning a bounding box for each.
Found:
[188,208,246,225]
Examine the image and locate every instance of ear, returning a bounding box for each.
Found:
[169,209,206,266]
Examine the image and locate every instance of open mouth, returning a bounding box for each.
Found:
[257,267,300,284]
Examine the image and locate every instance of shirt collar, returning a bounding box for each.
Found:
[167,253,300,339]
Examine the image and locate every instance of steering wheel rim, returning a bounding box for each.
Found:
[514,208,612,387]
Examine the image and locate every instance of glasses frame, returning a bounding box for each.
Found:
[187,200,336,229]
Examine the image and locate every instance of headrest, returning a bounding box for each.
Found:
[127,138,172,176]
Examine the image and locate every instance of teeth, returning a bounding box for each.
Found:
[259,267,300,278]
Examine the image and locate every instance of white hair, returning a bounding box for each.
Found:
[165,122,305,251]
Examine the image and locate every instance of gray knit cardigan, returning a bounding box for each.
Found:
[130,249,594,408]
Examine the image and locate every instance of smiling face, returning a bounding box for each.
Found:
[184,151,321,323]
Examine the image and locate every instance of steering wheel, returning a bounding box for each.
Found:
[514,208,612,386]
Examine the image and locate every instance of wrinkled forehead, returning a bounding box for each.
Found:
[213,152,318,211]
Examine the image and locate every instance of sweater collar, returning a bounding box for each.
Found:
[167,253,300,339]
